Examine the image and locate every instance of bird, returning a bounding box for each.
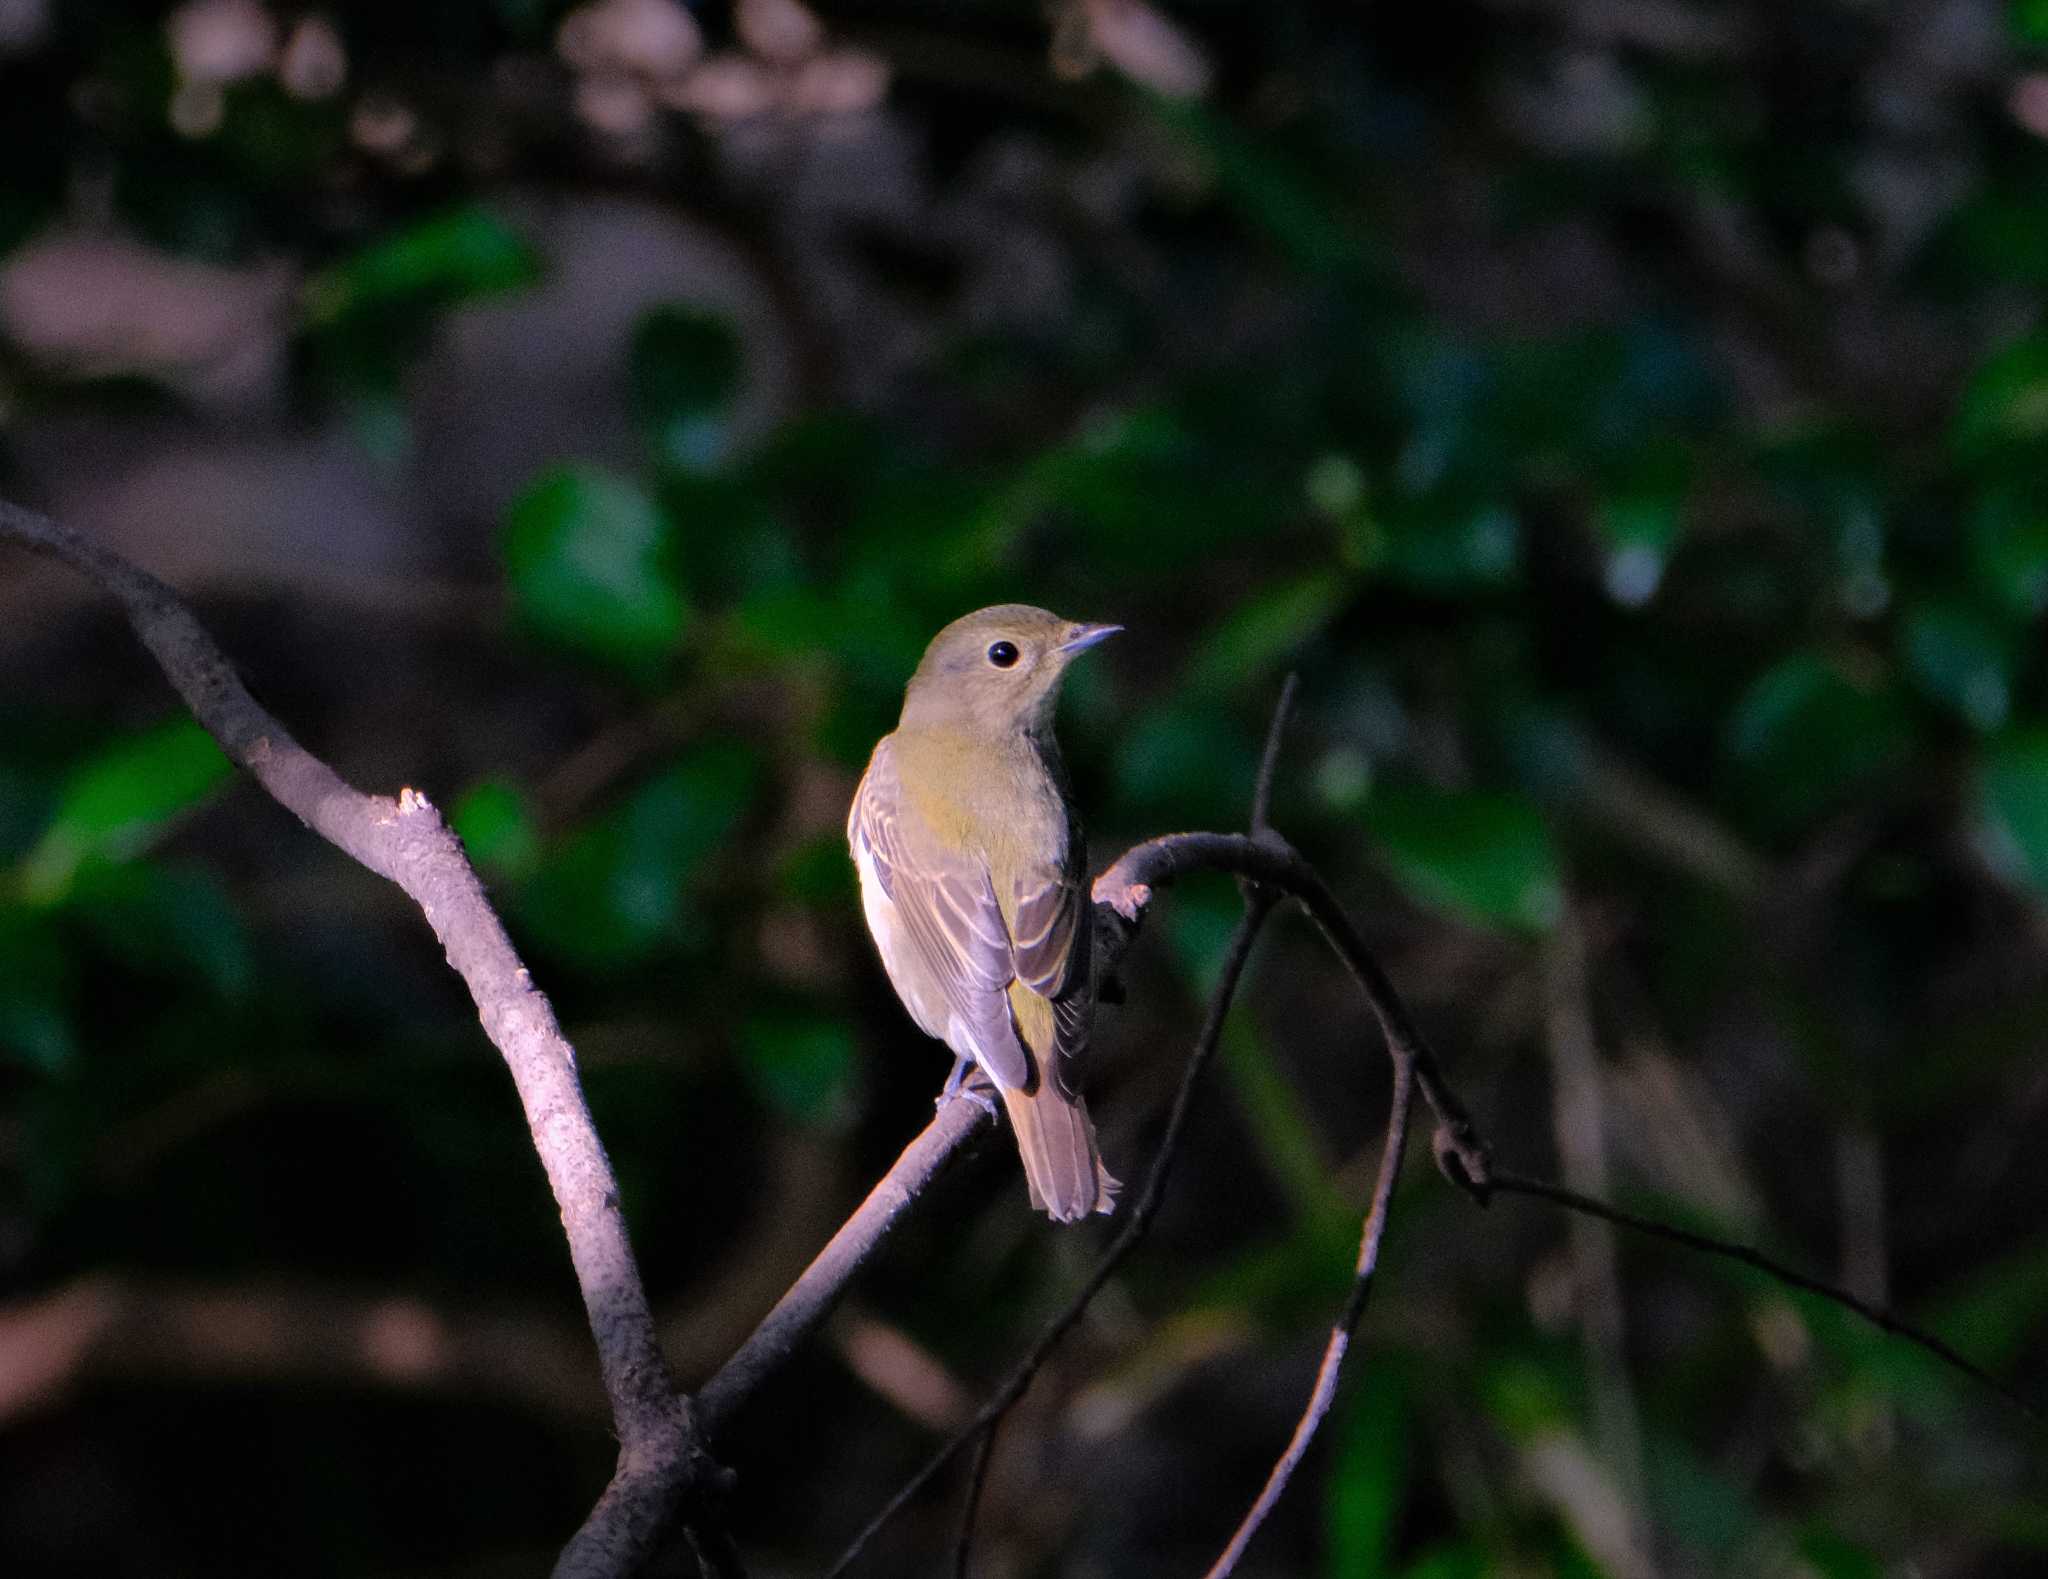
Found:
[847,604,1122,1221]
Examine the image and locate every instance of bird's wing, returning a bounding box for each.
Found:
[849,738,1030,1089]
[1003,846,1091,1100]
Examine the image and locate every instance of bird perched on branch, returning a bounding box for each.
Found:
[848,605,1121,1221]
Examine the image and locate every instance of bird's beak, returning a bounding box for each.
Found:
[1059,622,1123,655]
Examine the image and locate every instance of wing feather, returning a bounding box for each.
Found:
[849,739,1030,1088]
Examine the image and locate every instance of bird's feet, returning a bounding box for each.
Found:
[936,1055,1002,1120]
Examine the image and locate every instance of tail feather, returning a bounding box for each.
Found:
[999,1083,1119,1221]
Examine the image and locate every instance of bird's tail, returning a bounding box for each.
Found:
[999,1083,1119,1222]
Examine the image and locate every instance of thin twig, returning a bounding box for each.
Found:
[1203,1042,1415,1577]
[0,500,711,1578]
[1492,1171,2043,1425]
[827,894,1278,1576]
[1250,672,1300,836]
[951,1423,999,1578]
[1093,831,1493,1201]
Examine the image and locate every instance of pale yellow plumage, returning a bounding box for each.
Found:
[848,605,1119,1221]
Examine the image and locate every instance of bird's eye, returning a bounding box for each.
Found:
[986,640,1020,668]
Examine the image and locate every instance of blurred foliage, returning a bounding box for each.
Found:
[4,0,2048,1576]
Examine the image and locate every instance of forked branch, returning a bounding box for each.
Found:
[0,501,717,1578]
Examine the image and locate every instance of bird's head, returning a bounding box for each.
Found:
[900,604,1121,736]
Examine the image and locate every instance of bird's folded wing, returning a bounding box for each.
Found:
[849,739,1029,1089]
[1006,860,1091,1099]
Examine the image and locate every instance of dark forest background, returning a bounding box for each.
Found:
[4,1,2048,1574]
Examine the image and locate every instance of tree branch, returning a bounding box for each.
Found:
[695,1094,996,1437]
[19,511,2007,1579]
[1490,1171,2044,1427]
[0,500,715,1578]
[828,893,1279,1576]
[1205,1028,1413,1577]
[1093,829,1492,1202]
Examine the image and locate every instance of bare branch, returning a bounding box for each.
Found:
[1250,671,1300,836]
[951,1423,999,1578]
[1491,1171,2044,1427]
[0,500,712,1578]
[1093,830,1493,1201]
[696,1094,996,1437]
[1204,1033,1414,1577]
[827,894,1278,1577]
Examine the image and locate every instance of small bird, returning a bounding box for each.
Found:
[848,605,1121,1221]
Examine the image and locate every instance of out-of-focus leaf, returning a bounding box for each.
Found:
[21,721,232,902]
[1595,460,1688,608]
[70,862,253,1000]
[1645,1431,1767,1565]
[1722,652,1914,838]
[1396,1544,1488,1579]
[631,305,744,472]
[1899,597,2015,731]
[658,472,796,603]
[1112,700,1257,828]
[1381,499,1520,592]
[503,466,689,671]
[1969,486,2048,615]
[452,779,541,881]
[1919,1236,2048,1373]
[1482,1353,1573,1438]
[304,204,540,322]
[1795,1527,1884,1579]
[2015,0,2048,47]
[0,908,72,1073]
[518,742,755,970]
[741,1010,856,1126]
[1365,786,1562,933]
[1325,1369,1409,1579]
[778,833,857,906]
[1185,572,1351,694]
[0,764,50,863]
[965,406,1280,577]
[1154,98,1372,277]
[1167,886,1337,1213]
[1976,730,2048,893]
[1953,333,2048,464]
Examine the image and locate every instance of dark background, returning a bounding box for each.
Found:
[3,1,2048,1574]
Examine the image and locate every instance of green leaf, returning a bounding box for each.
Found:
[631,306,744,472]
[1969,485,2048,615]
[1722,653,1914,838]
[1481,1353,1573,1439]
[503,466,689,671]
[21,720,232,902]
[1794,1528,1884,1579]
[1920,1235,2048,1374]
[451,779,541,880]
[1899,597,2015,732]
[1381,499,1520,592]
[305,204,540,323]
[1594,484,1686,608]
[740,1010,857,1126]
[518,742,756,970]
[1953,333,2048,464]
[1979,729,2048,894]
[1365,786,1563,934]
[1326,1371,1409,1579]
[778,833,857,906]
[0,907,72,1073]
[1185,572,1351,694]
[1395,1544,1487,1579]
[1112,701,1258,829]
[70,861,253,1000]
